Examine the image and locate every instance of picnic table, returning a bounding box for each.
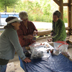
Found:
[23,54,72,72]
[20,39,72,72]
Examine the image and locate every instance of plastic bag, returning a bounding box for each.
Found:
[29,42,54,50]
[29,42,54,59]
[53,41,68,55]
[31,48,43,59]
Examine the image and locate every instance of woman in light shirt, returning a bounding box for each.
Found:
[0,17,31,72]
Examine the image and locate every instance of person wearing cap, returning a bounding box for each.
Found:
[48,10,66,42]
[0,17,31,72]
[17,11,38,70]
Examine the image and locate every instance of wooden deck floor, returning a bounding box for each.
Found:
[6,54,25,72]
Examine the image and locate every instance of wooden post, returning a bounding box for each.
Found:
[68,0,72,34]
[53,0,63,20]
[59,0,63,20]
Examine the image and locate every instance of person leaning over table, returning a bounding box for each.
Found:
[0,17,31,72]
[48,10,66,42]
[17,11,38,70]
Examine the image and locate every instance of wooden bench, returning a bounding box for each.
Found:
[69,35,72,44]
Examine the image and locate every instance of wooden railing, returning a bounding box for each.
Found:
[38,27,70,36]
[36,27,70,41]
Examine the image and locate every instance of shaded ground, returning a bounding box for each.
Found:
[6,54,25,72]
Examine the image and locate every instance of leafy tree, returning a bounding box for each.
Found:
[0,0,19,12]
[0,0,67,22]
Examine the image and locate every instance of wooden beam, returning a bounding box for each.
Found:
[36,36,52,41]
[70,0,72,34]
[63,3,69,6]
[36,36,69,41]
[37,27,70,36]
[71,3,72,5]
[68,0,72,34]
[38,30,51,36]
[59,0,63,20]
[53,0,60,6]
[53,0,63,19]
[68,0,71,29]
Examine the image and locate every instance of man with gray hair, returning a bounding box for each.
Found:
[17,11,38,70]
[19,11,28,20]
[17,11,38,47]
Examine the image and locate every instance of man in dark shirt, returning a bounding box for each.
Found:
[17,11,38,70]
[17,11,38,47]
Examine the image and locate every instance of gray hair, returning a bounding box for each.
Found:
[19,11,28,19]
[53,10,61,18]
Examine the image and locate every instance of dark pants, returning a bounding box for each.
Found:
[0,65,7,72]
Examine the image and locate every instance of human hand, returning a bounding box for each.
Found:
[48,38,52,42]
[33,30,38,36]
[25,46,30,50]
[23,57,31,63]
[50,32,53,36]
[25,35,33,39]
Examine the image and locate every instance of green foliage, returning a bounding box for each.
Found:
[40,0,51,15]
[15,0,52,22]
[0,0,18,6]
[0,0,20,12]
[63,8,68,23]
[0,0,68,23]
[63,13,68,23]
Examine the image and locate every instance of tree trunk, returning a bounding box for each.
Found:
[5,5,7,12]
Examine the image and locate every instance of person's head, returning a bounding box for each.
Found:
[4,17,20,30]
[19,11,28,23]
[53,10,61,22]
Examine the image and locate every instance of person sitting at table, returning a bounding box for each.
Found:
[17,11,38,70]
[48,10,66,42]
[48,10,67,55]
[0,17,31,72]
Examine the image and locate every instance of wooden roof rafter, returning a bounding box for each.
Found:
[53,0,63,19]
[71,3,72,6]
[53,0,72,6]
[63,3,69,6]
